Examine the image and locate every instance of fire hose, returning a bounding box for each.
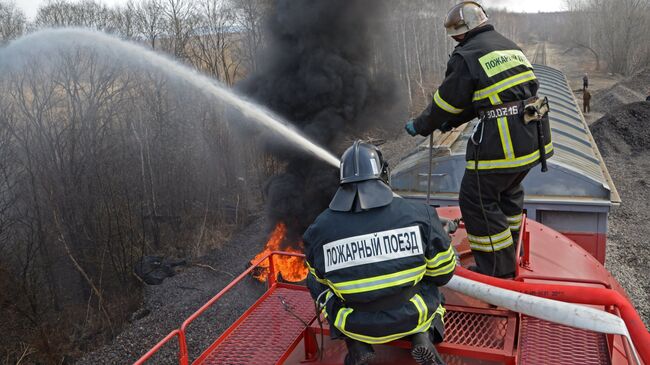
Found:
[449,266,649,365]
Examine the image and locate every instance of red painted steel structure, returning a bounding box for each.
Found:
[135,208,649,365]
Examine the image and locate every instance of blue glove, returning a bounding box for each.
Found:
[405,119,417,136]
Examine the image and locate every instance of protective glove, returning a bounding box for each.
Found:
[405,119,417,136]
[440,121,452,133]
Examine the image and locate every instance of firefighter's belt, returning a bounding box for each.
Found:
[345,285,418,312]
[477,97,543,123]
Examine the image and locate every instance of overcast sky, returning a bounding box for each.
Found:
[16,0,567,21]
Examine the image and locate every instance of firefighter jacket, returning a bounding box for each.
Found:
[413,25,553,173]
[303,196,455,344]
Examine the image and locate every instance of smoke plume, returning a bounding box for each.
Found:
[239,0,399,245]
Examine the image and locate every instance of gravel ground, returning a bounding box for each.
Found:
[76,216,271,365]
[591,101,650,328]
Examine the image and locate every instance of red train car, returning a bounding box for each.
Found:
[134,66,647,364]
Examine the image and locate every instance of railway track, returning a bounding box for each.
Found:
[532,41,547,65]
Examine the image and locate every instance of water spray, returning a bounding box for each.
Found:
[0,28,340,168]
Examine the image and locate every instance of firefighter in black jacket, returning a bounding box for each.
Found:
[304,141,455,365]
[404,1,553,278]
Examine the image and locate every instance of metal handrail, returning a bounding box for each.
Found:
[136,244,650,364]
[133,329,185,365]
[133,251,305,365]
[456,267,649,364]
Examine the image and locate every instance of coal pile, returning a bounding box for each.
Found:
[592,68,649,113]
[591,101,650,326]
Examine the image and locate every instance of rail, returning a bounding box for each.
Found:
[456,267,649,364]
[135,248,650,365]
[134,251,303,365]
[134,330,186,365]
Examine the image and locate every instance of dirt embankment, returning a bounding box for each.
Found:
[591,101,650,327]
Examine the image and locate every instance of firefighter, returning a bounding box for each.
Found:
[404,1,553,278]
[583,88,591,114]
[304,141,455,365]
[583,73,589,90]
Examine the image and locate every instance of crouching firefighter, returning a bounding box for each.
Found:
[303,141,455,365]
[404,1,553,278]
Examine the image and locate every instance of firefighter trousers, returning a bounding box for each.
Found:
[459,169,529,278]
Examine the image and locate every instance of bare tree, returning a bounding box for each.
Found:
[112,3,137,38]
[189,0,241,85]
[160,0,197,59]
[0,0,25,44]
[34,0,113,30]
[564,0,650,74]
[233,0,272,74]
[131,0,165,49]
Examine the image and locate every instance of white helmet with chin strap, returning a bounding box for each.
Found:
[444,1,489,37]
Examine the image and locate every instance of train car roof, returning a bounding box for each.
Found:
[391,64,620,206]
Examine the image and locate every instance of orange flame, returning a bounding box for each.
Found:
[251,222,308,282]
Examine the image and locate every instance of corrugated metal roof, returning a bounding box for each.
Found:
[391,64,619,205]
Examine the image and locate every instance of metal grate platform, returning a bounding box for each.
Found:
[519,315,611,365]
[198,286,316,365]
[441,354,503,365]
[445,310,509,350]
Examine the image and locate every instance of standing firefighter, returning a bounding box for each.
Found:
[404,1,553,278]
[583,89,591,113]
[304,141,455,365]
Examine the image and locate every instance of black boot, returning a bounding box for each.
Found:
[344,339,375,365]
[411,332,446,365]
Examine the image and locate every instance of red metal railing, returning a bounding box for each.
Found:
[136,241,650,365]
[134,329,186,365]
[456,266,650,364]
[134,251,303,365]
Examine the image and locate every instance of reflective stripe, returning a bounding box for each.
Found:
[426,245,454,268]
[333,302,446,344]
[470,237,513,252]
[507,213,523,223]
[335,307,353,329]
[425,257,456,277]
[498,116,515,160]
[410,294,427,325]
[330,264,426,294]
[306,261,328,285]
[488,94,515,161]
[467,228,511,244]
[507,213,523,231]
[468,229,513,253]
[466,143,553,170]
[434,90,464,115]
[434,305,446,324]
[473,71,537,101]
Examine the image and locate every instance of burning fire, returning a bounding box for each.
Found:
[251,222,308,282]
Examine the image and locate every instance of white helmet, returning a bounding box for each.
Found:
[444,1,489,37]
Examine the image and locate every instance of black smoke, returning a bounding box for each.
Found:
[239,0,400,245]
